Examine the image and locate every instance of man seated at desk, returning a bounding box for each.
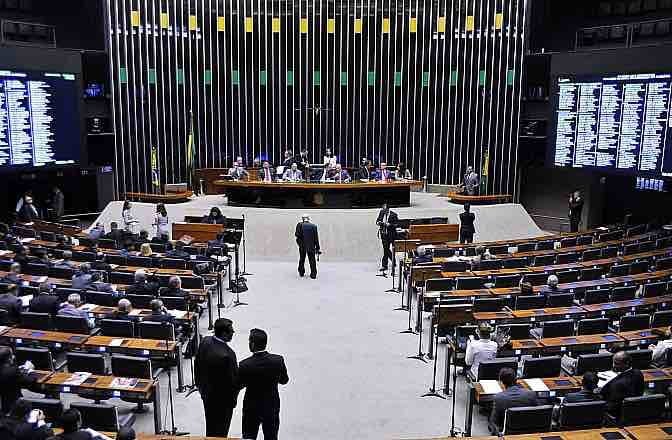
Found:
[229,157,249,181]
[160,276,189,298]
[1,263,23,285]
[258,161,275,183]
[330,164,351,183]
[650,326,672,365]
[564,371,599,403]
[142,299,175,324]
[539,274,564,297]
[90,272,116,293]
[112,298,135,321]
[54,250,76,269]
[0,285,23,324]
[126,269,159,297]
[283,163,303,182]
[465,323,498,379]
[376,162,393,182]
[282,149,294,168]
[600,350,645,419]
[0,347,37,416]
[52,408,95,440]
[29,283,61,316]
[166,241,190,259]
[71,263,94,291]
[488,367,539,434]
[58,294,95,329]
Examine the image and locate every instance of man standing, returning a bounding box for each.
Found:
[376,203,398,272]
[295,214,320,279]
[459,203,476,244]
[238,329,289,440]
[568,190,584,233]
[462,166,480,195]
[194,318,239,437]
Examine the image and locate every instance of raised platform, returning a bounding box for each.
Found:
[90,192,546,261]
[445,192,512,205]
[125,191,194,204]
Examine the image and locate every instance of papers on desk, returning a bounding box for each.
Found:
[0,250,11,256]
[128,309,143,316]
[34,276,47,283]
[19,237,35,243]
[508,246,518,254]
[110,377,139,389]
[79,303,98,312]
[0,326,8,334]
[168,309,187,319]
[109,338,125,347]
[109,264,119,269]
[480,380,503,394]
[276,166,286,175]
[524,378,549,392]
[20,295,33,307]
[63,372,92,386]
[598,370,618,388]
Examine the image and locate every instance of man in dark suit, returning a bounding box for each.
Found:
[90,272,116,293]
[51,408,94,440]
[104,222,125,245]
[125,269,159,296]
[0,346,37,414]
[111,299,135,321]
[238,329,289,440]
[568,190,584,233]
[166,241,190,260]
[488,367,538,434]
[376,203,398,272]
[1,263,23,286]
[295,214,320,279]
[539,274,564,297]
[194,318,239,437]
[258,161,275,183]
[564,371,599,403]
[142,300,175,324]
[0,285,23,324]
[160,276,188,298]
[601,350,645,418]
[29,283,61,316]
[459,203,476,244]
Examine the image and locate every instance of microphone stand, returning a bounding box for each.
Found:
[421,315,446,399]
[241,213,252,276]
[448,341,462,437]
[385,239,398,293]
[407,271,428,363]
[160,321,188,436]
[400,259,416,332]
[232,242,247,308]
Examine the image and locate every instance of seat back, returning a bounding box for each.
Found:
[127,256,154,267]
[97,238,118,249]
[643,282,667,298]
[620,314,651,331]
[15,347,54,371]
[125,294,154,309]
[180,276,204,289]
[623,243,640,256]
[532,255,556,266]
[638,241,656,252]
[602,246,619,258]
[111,354,152,379]
[536,241,554,251]
[626,348,653,370]
[514,295,546,310]
[497,324,531,340]
[455,277,486,290]
[541,319,575,338]
[577,235,594,246]
[577,318,610,335]
[655,256,672,271]
[86,291,117,307]
[54,315,90,334]
[138,321,175,340]
[652,310,672,328]
[489,245,509,255]
[109,271,135,284]
[70,403,121,432]
[55,287,83,302]
[556,253,579,264]
[576,352,613,375]
[72,251,97,262]
[479,259,503,270]
[523,272,551,286]
[425,278,455,292]
[503,405,554,435]
[494,275,522,288]
[150,243,168,253]
[473,297,503,312]
[161,258,187,269]
[522,356,561,378]
[160,296,187,311]
[18,398,63,424]
[100,319,135,337]
[610,264,631,277]
[502,258,528,269]
[620,394,667,426]
[560,237,577,248]
[556,270,579,283]
[584,289,610,305]
[612,286,637,301]
[630,260,650,275]
[440,261,469,272]
[477,357,518,380]
[517,242,536,252]
[580,268,603,281]
[546,293,575,308]
[20,312,52,330]
[559,400,606,430]
[66,352,107,375]
[25,263,49,276]
[106,255,127,265]
[48,266,74,280]
[582,249,602,262]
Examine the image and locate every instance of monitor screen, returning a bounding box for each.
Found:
[549,72,672,178]
[0,68,81,168]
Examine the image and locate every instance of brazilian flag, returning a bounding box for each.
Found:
[480,152,489,195]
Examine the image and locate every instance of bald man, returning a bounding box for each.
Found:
[600,351,644,418]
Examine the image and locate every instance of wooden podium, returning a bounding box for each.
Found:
[408,223,459,243]
[172,222,223,242]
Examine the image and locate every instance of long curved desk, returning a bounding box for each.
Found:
[212,180,421,208]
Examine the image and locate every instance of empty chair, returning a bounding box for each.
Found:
[455,277,486,290]
[48,266,74,280]
[575,352,613,375]
[502,258,527,269]
[149,243,168,253]
[625,349,653,370]
[70,402,136,432]
[577,318,609,335]
[180,276,205,289]
[138,321,175,340]
[577,235,594,246]
[494,275,521,288]
[619,314,651,331]
[643,281,667,298]
[630,260,650,275]
[556,270,579,283]
[53,315,90,334]
[160,296,187,311]
[15,347,55,371]
[582,248,602,261]
[611,285,637,302]
[25,263,49,276]
[610,264,631,277]
[125,294,154,309]
[106,255,127,266]
[425,278,455,292]
[602,246,619,258]
[655,256,672,271]
[497,323,531,340]
[532,319,574,339]
[18,398,63,424]
[515,295,547,310]
[521,356,561,378]
[20,311,52,330]
[546,293,575,308]
[85,291,117,307]
[503,405,554,435]
[532,255,556,266]
[556,253,579,264]
[97,238,118,249]
[536,241,554,251]
[109,272,135,285]
[489,245,509,255]
[473,298,503,312]
[476,357,519,380]
[66,352,107,375]
[584,289,610,305]
[100,319,135,337]
[560,237,577,248]
[161,258,187,270]
[523,272,550,286]
[479,259,504,270]
[127,256,153,267]
[558,400,607,430]
[517,243,536,252]
[616,394,667,426]
[440,261,469,272]
[72,251,97,262]
[656,238,671,250]
[40,231,56,242]
[652,310,672,328]
[580,267,603,281]
[623,243,640,256]
[111,354,154,411]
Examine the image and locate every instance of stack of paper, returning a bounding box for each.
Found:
[524,378,549,392]
[64,372,92,386]
[110,377,139,389]
[480,380,503,394]
[598,370,618,388]
[109,338,125,347]
[168,309,187,319]
[20,237,35,243]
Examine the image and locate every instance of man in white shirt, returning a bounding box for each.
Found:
[650,326,672,364]
[465,323,499,378]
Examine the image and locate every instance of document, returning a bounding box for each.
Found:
[109,338,125,347]
[79,304,97,312]
[63,372,91,386]
[110,377,139,389]
[20,295,33,307]
[524,378,549,392]
[480,380,503,394]
[598,370,618,388]
[168,309,187,319]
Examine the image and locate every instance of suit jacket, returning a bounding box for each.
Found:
[48,430,94,440]
[125,281,158,297]
[238,351,289,415]
[71,273,93,290]
[195,336,239,406]
[91,281,115,293]
[569,198,584,221]
[142,311,174,324]
[283,169,303,181]
[376,169,393,181]
[464,172,480,195]
[376,209,399,241]
[0,363,36,413]
[14,420,54,440]
[600,368,645,416]
[160,287,188,298]
[460,212,476,235]
[295,222,320,253]
[563,389,599,404]
[0,294,22,324]
[201,215,226,225]
[258,167,276,182]
[489,385,539,434]
[17,204,39,222]
[29,294,61,315]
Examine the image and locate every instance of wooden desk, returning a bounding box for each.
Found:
[80,305,195,322]
[626,422,672,440]
[172,222,224,242]
[125,191,193,204]
[446,193,511,205]
[619,327,667,347]
[511,306,586,322]
[408,223,459,244]
[472,311,514,322]
[83,335,177,355]
[509,428,630,440]
[582,295,672,316]
[539,333,624,351]
[1,328,90,347]
[510,339,545,354]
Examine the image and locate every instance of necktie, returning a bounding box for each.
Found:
[266,169,270,181]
